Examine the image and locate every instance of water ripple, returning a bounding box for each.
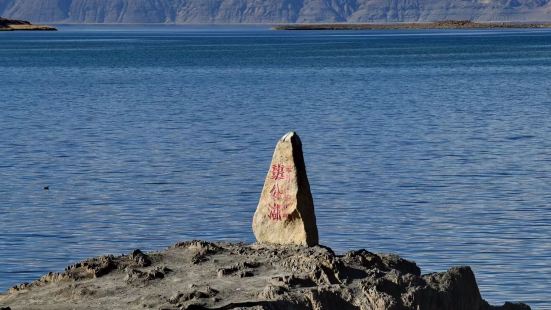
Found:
[1,26,550,308]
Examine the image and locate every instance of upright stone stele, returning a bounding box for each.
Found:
[252,132,319,246]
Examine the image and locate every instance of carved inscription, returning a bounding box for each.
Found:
[267,164,293,221]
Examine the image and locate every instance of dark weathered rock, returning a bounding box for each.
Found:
[130,249,151,267]
[0,17,31,27]
[253,132,319,246]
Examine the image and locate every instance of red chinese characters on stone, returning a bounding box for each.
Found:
[271,164,286,180]
[267,163,293,221]
[270,183,284,200]
[268,203,287,221]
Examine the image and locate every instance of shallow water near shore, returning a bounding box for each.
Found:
[1,25,550,308]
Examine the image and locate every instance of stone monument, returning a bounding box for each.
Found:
[252,132,319,246]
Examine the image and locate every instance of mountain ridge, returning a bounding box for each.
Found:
[1,0,551,24]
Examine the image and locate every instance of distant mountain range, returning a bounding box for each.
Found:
[1,0,551,24]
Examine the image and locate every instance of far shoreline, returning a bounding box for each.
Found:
[3,20,551,32]
[273,20,551,30]
[0,17,56,31]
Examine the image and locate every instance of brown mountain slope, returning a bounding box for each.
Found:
[0,0,550,23]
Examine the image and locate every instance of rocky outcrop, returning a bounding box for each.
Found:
[0,241,531,309]
[1,0,551,24]
[253,132,319,247]
[0,17,56,30]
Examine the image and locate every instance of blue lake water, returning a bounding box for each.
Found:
[1,25,550,308]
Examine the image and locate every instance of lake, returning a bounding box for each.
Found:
[0,25,550,308]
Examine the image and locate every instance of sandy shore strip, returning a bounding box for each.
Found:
[273,20,551,30]
[0,17,56,31]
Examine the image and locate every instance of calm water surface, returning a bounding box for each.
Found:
[1,25,550,308]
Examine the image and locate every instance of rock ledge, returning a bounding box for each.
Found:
[0,241,530,310]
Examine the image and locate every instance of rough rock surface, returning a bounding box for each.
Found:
[1,0,551,24]
[0,241,531,310]
[253,132,318,247]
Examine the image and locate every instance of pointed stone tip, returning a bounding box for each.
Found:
[280,131,297,142]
